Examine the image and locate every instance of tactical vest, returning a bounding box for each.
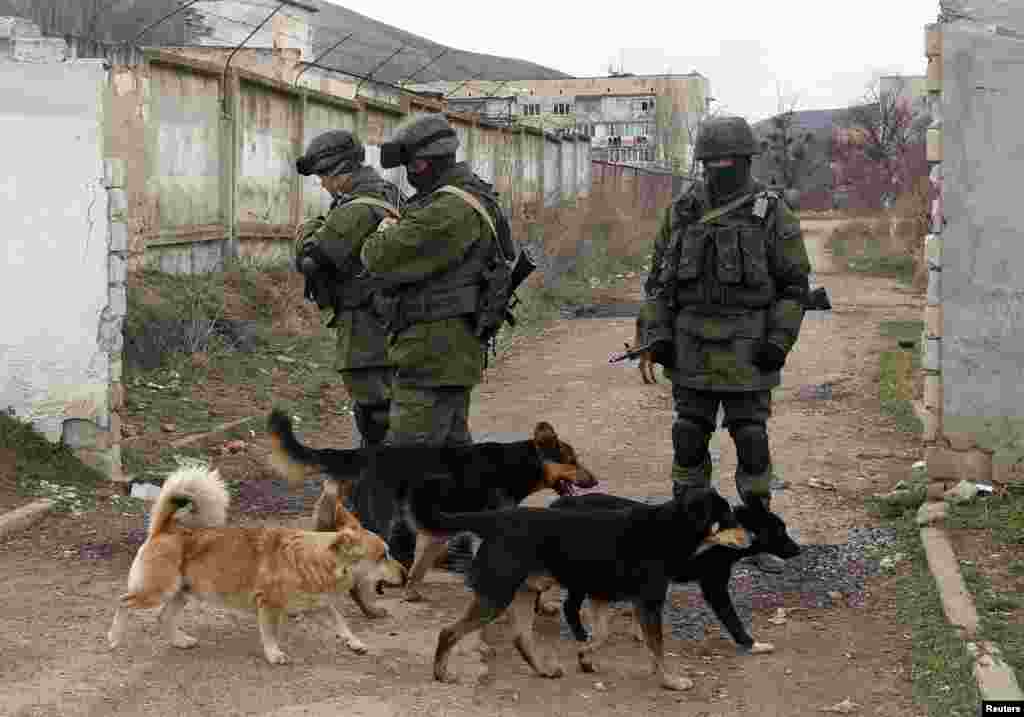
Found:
[331,192,402,311]
[386,182,503,334]
[669,187,778,313]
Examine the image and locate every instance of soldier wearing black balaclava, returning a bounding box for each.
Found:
[637,116,812,573]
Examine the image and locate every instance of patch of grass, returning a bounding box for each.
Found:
[872,512,982,715]
[827,222,915,285]
[880,320,924,346]
[0,410,106,513]
[879,350,923,435]
[959,558,1024,679]
[939,492,1024,690]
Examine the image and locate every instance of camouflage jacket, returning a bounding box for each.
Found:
[360,163,504,388]
[638,178,811,391]
[298,166,403,371]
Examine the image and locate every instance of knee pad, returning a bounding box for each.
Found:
[731,422,771,476]
[672,417,711,468]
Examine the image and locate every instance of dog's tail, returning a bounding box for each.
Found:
[266,408,364,484]
[148,462,230,539]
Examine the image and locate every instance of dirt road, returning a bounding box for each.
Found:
[0,219,927,717]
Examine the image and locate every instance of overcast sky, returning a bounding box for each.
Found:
[324,0,938,122]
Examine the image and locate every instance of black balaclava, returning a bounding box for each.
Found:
[407,154,456,194]
[704,155,752,205]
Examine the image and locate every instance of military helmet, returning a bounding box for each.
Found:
[694,116,760,161]
[381,112,459,169]
[296,130,365,176]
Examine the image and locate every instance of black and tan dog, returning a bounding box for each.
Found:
[411,485,748,690]
[550,492,801,658]
[266,409,598,603]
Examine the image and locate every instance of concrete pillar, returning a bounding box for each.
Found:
[104,158,129,483]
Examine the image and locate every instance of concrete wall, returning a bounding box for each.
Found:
[102,50,591,270]
[921,1,1024,489]
[0,58,125,479]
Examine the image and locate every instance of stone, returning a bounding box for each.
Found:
[926,482,947,501]
[961,449,993,484]
[110,382,125,411]
[108,222,128,253]
[916,501,947,526]
[925,445,961,480]
[944,480,979,504]
[946,431,977,452]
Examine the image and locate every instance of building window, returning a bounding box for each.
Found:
[522,103,541,116]
[553,102,573,115]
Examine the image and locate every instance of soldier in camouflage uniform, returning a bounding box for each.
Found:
[360,113,513,564]
[294,129,404,530]
[637,116,811,573]
[361,112,511,448]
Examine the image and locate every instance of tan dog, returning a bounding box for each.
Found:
[107,463,406,665]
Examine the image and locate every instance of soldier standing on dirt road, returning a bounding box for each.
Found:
[293,129,404,530]
[358,112,514,563]
[637,115,813,573]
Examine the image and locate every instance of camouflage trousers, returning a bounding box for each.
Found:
[385,381,474,448]
[342,366,393,448]
[669,385,774,505]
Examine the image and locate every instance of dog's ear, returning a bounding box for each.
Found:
[533,421,559,449]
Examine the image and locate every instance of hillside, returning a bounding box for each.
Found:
[0,0,569,83]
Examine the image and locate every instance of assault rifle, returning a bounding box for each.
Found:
[609,286,832,365]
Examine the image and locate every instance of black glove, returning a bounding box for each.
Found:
[649,340,675,368]
[753,342,787,372]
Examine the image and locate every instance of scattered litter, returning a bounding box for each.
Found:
[593,682,607,691]
[160,422,177,433]
[822,698,860,713]
[808,478,837,491]
[879,553,905,570]
[768,608,788,625]
[219,440,248,456]
[129,482,161,500]
[275,355,297,364]
[798,383,833,400]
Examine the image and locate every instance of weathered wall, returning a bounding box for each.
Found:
[103,50,591,271]
[0,58,125,478]
[922,1,1024,489]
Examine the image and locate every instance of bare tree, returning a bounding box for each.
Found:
[832,76,931,208]
[757,88,826,192]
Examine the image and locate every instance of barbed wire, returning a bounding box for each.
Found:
[60,0,559,104]
[187,5,513,94]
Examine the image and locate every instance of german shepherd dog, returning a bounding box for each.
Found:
[266,409,598,603]
[550,492,801,656]
[410,485,748,690]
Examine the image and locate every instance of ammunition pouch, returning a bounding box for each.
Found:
[375,284,480,335]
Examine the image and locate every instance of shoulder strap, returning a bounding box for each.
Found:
[436,185,498,241]
[346,196,402,218]
[697,191,757,225]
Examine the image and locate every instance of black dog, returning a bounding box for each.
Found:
[549,492,801,656]
[266,409,597,602]
[411,486,747,690]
